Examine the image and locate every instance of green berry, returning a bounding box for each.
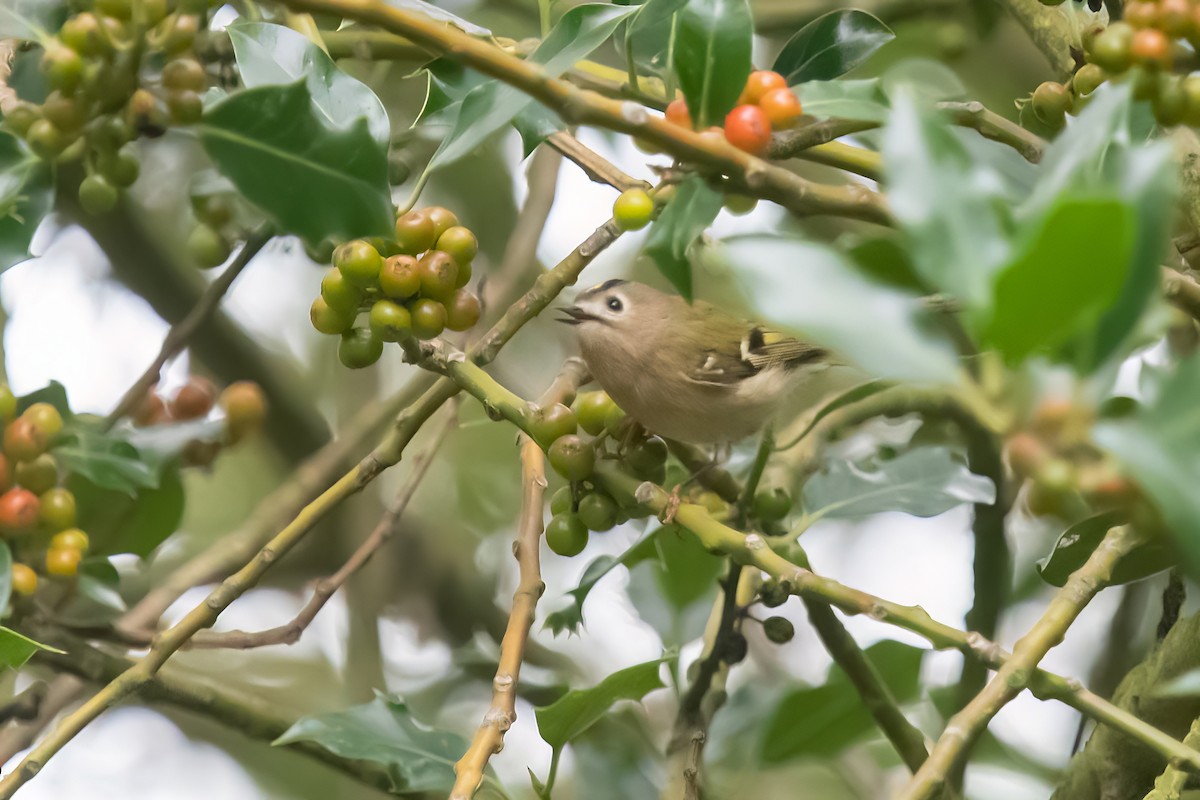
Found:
[321,268,362,313]
[95,0,133,19]
[394,211,437,254]
[435,225,478,265]
[335,240,383,288]
[1184,75,1200,127]
[549,485,574,516]
[418,250,458,301]
[444,289,481,331]
[78,174,118,215]
[166,90,203,124]
[724,194,757,215]
[626,435,668,477]
[529,403,577,446]
[0,386,16,422]
[1154,76,1187,126]
[1071,64,1106,97]
[162,58,207,92]
[15,454,57,495]
[424,206,460,241]
[753,486,792,522]
[546,512,588,556]
[763,616,795,644]
[760,581,789,608]
[574,391,617,436]
[26,119,66,160]
[722,632,748,665]
[380,255,421,299]
[603,405,630,438]
[1032,81,1071,125]
[3,103,40,138]
[368,299,412,343]
[548,434,595,481]
[24,403,63,439]
[187,223,229,269]
[577,491,618,532]
[310,296,355,335]
[39,487,76,531]
[98,144,140,187]
[613,188,654,231]
[42,91,86,133]
[60,13,105,56]
[409,298,447,340]
[338,327,384,369]
[41,44,83,93]
[1089,23,1134,74]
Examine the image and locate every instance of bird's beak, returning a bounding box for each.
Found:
[557,306,595,325]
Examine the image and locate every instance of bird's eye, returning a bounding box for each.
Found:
[606,296,623,312]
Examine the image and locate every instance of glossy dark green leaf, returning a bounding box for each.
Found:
[773,10,894,84]
[618,0,687,74]
[427,4,636,171]
[643,175,723,301]
[198,81,393,247]
[722,234,961,383]
[760,640,923,763]
[0,0,66,42]
[650,524,721,609]
[55,429,158,494]
[797,78,890,122]
[1037,510,1173,587]
[228,22,390,147]
[416,59,490,130]
[803,446,994,521]
[883,94,1011,313]
[0,130,53,274]
[512,103,563,158]
[984,197,1134,364]
[544,530,658,636]
[385,0,490,36]
[0,541,11,614]
[535,656,670,749]
[16,381,71,418]
[275,691,490,795]
[0,626,63,671]
[1094,353,1200,580]
[671,0,752,128]
[68,466,184,558]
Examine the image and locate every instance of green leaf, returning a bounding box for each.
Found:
[55,429,158,494]
[0,130,53,274]
[846,236,922,291]
[619,0,687,75]
[880,58,967,103]
[512,102,563,158]
[1036,510,1173,587]
[198,81,393,247]
[760,640,923,763]
[983,197,1134,364]
[7,46,50,104]
[1094,353,1200,579]
[797,78,890,122]
[227,22,390,148]
[124,417,227,462]
[650,524,721,610]
[57,560,127,626]
[415,59,491,130]
[0,626,63,671]
[642,174,723,301]
[722,234,961,384]
[16,380,71,418]
[385,0,491,36]
[535,656,670,749]
[671,0,752,128]
[0,0,66,42]
[544,530,659,636]
[426,4,636,172]
[68,465,184,558]
[882,93,1011,310]
[772,10,894,84]
[0,541,11,614]
[803,446,994,521]
[275,691,485,795]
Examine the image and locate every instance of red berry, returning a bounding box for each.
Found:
[0,487,40,534]
[170,376,217,420]
[724,105,772,155]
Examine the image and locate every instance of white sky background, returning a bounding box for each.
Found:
[0,51,1172,800]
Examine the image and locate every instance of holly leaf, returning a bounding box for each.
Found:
[68,465,184,558]
[385,0,491,36]
[227,22,390,147]
[802,446,995,521]
[513,103,564,158]
[773,10,894,84]
[198,81,393,247]
[0,130,53,274]
[535,656,671,749]
[648,524,721,610]
[642,175,723,301]
[54,429,159,494]
[0,0,66,42]
[797,78,890,122]
[1037,510,1174,587]
[671,0,753,128]
[0,627,63,671]
[275,691,495,795]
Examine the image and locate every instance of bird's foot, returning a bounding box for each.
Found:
[659,484,683,525]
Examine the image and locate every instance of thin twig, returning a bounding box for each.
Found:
[0,676,85,766]
[898,525,1147,800]
[189,407,457,649]
[546,131,648,192]
[450,358,588,800]
[103,227,274,429]
[768,118,881,160]
[938,101,1047,164]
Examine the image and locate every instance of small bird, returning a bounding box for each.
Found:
[558,279,832,444]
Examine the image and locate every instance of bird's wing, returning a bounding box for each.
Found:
[688,326,828,387]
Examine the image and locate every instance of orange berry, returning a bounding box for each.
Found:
[759,87,803,129]
[741,70,787,105]
[0,487,40,534]
[170,376,217,420]
[724,104,772,155]
[45,546,82,577]
[1131,28,1172,68]
[665,98,692,129]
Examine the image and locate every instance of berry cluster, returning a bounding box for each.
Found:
[2,0,214,217]
[133,376,267,466]
[538,391,671,557]
[664,69,803,156]
[310,207,482,369]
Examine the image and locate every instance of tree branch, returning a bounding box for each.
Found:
[546,131,648,192]
[938,101,1047,163]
